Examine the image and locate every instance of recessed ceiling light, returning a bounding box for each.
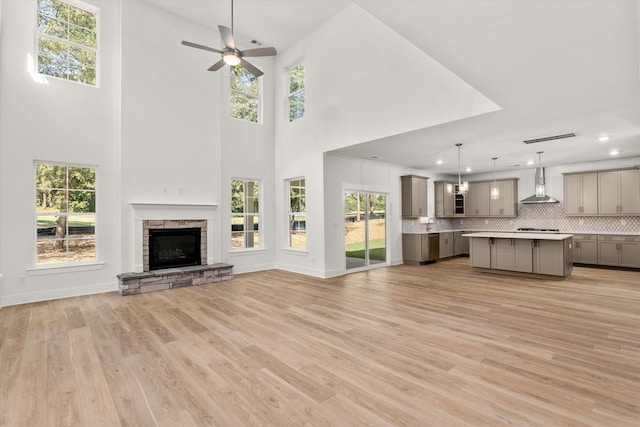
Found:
[598,135,610,142]
[370,155,382,160]
[465,167,472,172]
[436,160,443,165]
[527,160,534,165]
[609,149,619,156]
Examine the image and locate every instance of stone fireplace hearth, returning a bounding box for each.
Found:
[118,203,232,295]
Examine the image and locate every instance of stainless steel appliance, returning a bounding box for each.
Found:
[454,185,465,215]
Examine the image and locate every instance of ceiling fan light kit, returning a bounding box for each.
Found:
[181,0,277,77]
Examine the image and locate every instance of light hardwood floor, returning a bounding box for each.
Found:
[1,258,639,426]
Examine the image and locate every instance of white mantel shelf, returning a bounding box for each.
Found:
[130,203,217,221]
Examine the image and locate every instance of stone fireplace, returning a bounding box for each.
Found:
[117,203,232,295]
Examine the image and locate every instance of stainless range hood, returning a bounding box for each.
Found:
[520,152,559,204]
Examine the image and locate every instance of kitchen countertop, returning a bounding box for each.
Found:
[403,230,640,236]
[463,232,574,240]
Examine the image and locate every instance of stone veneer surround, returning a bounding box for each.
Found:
[130,203,216,273]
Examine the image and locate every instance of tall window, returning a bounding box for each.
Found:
[35,162,96,264]
[230,65,259,123]
[37,0,98,86]
[288,62,305,121]
[231,179,261,250]
[288,178,306,249]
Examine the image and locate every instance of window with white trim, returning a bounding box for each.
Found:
[36,0,98,86]
[231,179,261,249]
[287,178,306,249]
[35,162,96,264]
[230,65,260,123]
[288,62,305,121]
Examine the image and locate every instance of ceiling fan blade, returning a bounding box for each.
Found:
[240,47,277,58]
[181,40,223,54]
[218,25,235,49]
[240,58,263,77]
[208,59,226,72]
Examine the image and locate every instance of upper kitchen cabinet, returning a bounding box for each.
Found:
[597,169,640,214]
[563,173,598,215]
[401,175,428,217]
[465,181,490,216]
[434,181,455,218]
[489,179,518,217]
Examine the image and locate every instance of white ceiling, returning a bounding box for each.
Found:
[150,0,640,175]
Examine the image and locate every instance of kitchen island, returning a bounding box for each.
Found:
[463,232,573,278]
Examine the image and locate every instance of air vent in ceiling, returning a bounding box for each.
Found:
[523,132,576,144]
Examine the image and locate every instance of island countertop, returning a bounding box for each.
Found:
[462,232,574,241]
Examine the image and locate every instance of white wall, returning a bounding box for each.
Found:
[0,0,121,305]
[274,4,495,276]
[220,59,277,274]
[120,1,224,272]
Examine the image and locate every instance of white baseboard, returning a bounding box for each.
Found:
[231,263,276,275]
[1,281,118,307]
[275,263,329,278]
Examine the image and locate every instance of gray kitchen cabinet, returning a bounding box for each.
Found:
[465,181,490,216]
[439,232,454,258]
[598,169,640,214]
[597,235,640,268]
[434,181,455,218]
[533,239,571,276]
[489,179,518,216]
[491,238,532,272]
[572,234,598,264]
[563,173,598,215]
[469,237,491,268]
[453,231,469,255]
[402,233,433,265]
[401,175,428,217]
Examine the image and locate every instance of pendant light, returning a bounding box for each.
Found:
[447,143,469,196]
[490,157,500,200]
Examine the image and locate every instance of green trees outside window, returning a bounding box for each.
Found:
[36,163,96,264]
[37,0,98,85]
[288,178,306,248]
[231,179,261,249]
[230,65,259,123]
[288,63,305,122]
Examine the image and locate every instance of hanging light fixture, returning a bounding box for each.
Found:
[491,157,500,200]
[447,143,469,196]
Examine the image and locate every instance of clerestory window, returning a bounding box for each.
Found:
[288,62,305,121]
[230,65,260,123]
[36,0,98,86]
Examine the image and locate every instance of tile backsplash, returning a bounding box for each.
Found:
[403,203,640,234]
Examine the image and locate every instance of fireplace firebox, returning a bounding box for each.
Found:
[148,228,201,270]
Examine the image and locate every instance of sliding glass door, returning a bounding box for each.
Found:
[344,191,386,270]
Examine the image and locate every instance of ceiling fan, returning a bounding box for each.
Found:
[181,0,277,77]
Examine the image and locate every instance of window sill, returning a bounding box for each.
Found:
[281,248,308,255]
[228,248,267,256]
[26,262,105,276]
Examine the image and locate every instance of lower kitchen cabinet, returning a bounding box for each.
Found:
[439,232,454,258]
[469,237,491,268]
[597,235,640,268]
[533,239,570,276]
[453,231,469,255]
[467,233,573,277]
[402,234,431,265]
[491,238,532,273]
[572,234,598,264]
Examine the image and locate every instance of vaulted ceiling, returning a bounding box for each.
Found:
[151,0,640,175]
